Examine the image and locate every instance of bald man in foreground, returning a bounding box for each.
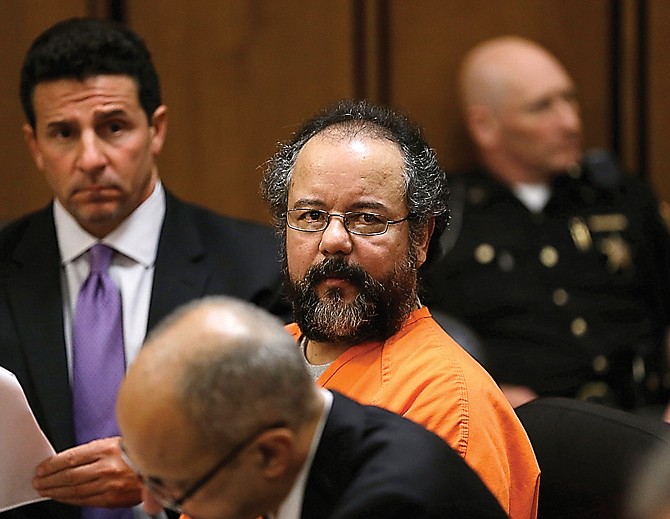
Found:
[425,36,670,410]
[116,296,507,519]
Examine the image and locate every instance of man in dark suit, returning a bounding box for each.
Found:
[0,17,285,519]
[117,296,507,519]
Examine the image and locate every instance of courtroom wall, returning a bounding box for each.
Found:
[0,0,666,224]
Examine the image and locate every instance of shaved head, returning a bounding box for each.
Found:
[458,36,582,183]
[460,36,572,111]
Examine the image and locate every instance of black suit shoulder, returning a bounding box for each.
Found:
[0,206,56,265]
[150,193,290,324]
[303,392,506,519]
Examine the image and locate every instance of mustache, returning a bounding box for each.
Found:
[303,258,370,287]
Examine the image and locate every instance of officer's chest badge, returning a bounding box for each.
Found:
[579,213,632,272]
[598,234,633,273]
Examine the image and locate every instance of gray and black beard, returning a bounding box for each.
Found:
[285,256,418,344]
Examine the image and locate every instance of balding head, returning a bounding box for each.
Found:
[460,36,571,112]
[458,36,582,184]
[119,296,319,449]
[117,297,322,518]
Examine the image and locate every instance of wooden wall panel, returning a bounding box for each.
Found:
[387,0,612,174]
[0,1,91,222]
[648,0,670,204]
[1,1,668,225]
[127,1,355,224]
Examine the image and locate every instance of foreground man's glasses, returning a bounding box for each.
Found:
[119,422,286,512]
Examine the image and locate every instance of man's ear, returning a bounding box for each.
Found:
[465,104,499,150]
[255,429,295,480]
[149,105,168,156]
[415,217,436,269]
[23,123,44,170]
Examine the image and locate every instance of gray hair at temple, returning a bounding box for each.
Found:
[144,296,320,449]
[260,99,450,270]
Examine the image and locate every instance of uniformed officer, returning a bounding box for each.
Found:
[425,36,670,410]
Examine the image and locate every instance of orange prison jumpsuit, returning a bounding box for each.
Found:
[288,307,540,519]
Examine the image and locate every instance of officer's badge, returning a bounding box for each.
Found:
[598,234,633,273]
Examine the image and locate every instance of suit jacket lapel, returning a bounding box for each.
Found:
[5,207,75,451]
[148,193,210,329]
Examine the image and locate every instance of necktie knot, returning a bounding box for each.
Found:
[88,244,114,274]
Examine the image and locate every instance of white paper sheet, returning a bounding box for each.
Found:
[0,366,55,512]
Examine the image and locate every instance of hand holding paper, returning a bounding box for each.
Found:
[0,366,55,512]
[33,437,142,508]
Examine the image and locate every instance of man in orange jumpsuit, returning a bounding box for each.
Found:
[261,99,541,518]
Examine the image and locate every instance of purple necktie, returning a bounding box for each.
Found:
[72,244,132,519]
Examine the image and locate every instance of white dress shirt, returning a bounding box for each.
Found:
[55,182,166,379]
[512,182,552,213]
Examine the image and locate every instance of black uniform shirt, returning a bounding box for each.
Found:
[425,165,670,407]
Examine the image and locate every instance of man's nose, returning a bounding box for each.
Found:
[557,99,581,133]
[76,131,108,173]
[318,214,354,256]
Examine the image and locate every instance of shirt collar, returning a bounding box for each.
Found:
[54,182,166,267]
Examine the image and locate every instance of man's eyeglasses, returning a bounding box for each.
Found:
[286,208,412,236]
[119,422,286,513]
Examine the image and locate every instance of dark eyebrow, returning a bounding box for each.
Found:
[44,109,129,131]
[291,199,390,213]
[45,120,73,131]
[93,109,128,123]
[291,198,325,209]
[348,201,388,213]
